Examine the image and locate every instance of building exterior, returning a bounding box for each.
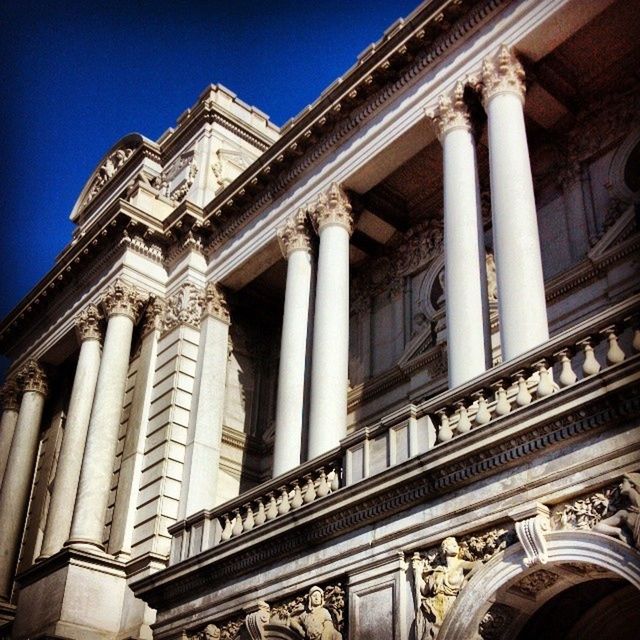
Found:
[1,0,639,638]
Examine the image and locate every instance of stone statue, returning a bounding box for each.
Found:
[485,253,497,303]
[413,537,479,640]
[593,472,640,547]
[289,586,342,640]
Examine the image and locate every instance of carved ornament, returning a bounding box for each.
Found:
[203,282,230,324]
[480,45,525,105]
[512,504,550,567]
[428,81,471,140]
[17,360,48,396]
[277,207,312,258]
[75,303,103,342]
[0,378,20,412]
[163,284,205,333]
[101,279,146,321]
[508,568,559,599]
[143,298,166,335]
[478,603,516,640]
[310,183,353,235]
[84,147,134,206]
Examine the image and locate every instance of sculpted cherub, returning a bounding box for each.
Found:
[593,473,640,548]
[413,537,480,640]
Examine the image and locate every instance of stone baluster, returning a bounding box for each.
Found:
[455,401,472,434]
[492,380,511,416]
[0,360,48,601]
[436,410,453,442]
[578,337,601,376]
[39,304,104,559]
[273,207,313,476]
[480,46,549,360]
[278,486,291,515]
[513,370,533,406]
[0,378,21,486]
[290,481,303,509]
[254,498,266,527]
[308,184,353,459]
[67,279,145,552]
[178,283,230,520]
[601,325,625,365]
[555,349,577,388]
[473,391,491,425]
[265,492,278,520]
[430,81,489,387]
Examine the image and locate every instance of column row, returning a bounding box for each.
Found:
[428,45,549,386]
[273,184,353,476]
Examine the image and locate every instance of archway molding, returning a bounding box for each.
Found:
[437,530,640,640]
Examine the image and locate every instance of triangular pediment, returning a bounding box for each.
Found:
[588,205,638,260]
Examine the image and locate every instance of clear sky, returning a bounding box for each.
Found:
[0,0,420,323]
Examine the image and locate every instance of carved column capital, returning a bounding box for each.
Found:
[480,45,526,105]
[277,207,312,258]
[428,81,471,140]
[75,303,103,342]
[101,278,146,321]
[203,282,230,323]
[510,502,550,567]
[18,360,48,396]
[142,297,166,336]
[311,183,353,235]
[0,378,20,412]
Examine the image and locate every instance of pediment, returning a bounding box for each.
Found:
[398,324,436,368]
[70,133,144,222]
[588,204,638,261]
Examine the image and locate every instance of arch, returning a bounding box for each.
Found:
[437,531,640,640]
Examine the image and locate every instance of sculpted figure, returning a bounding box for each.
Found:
[290,586,342,640]
[414,537,479,640]
[593,473,640,547]
[202,624,221,640]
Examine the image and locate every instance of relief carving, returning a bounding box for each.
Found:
[410,528,515,639]
[163,283,205,333]
[592,473,640,548]
[478,603,516,640]
[508,568,559,599]
[84,146,135,205]
[208,585,345,640]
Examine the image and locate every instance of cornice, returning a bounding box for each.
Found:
[191,0,508,254]
[0,199,164,352]
[133,367,640,611]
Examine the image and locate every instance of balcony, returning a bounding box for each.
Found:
[164,293,640,573]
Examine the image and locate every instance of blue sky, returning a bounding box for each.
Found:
[0,0,419,322]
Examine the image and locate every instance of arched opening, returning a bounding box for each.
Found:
[438,531,640,640]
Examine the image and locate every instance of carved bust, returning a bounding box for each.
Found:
[289,586,342,640]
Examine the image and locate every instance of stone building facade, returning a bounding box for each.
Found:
[1,0,639,638]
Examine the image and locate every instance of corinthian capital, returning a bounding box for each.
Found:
[102,278,146,322]
[203,282,230,324]
[18,360,48,396]
[0,378,20,412]
[75,303,103,342]
[480,45,526,105]
[142,297,166,336]
[428,81,471,140]
[311,183,353,235]
[277,207,312,258]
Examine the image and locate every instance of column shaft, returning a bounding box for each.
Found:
[433,83,489,386]
[179,285,230,518]
[273,211,313,476]
[68,281,142,550]
[0,363,47,601]
[40,323,101,558]
[483,47,549,360]
[308,186,352,459]
[0,382,20,486]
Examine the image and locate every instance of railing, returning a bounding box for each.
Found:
[169,455,341,564]
[168,294,640,564]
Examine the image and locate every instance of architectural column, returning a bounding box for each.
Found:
[39,305,103,559]
[430,81,489,387]
[0,378,20,486]
[67,279,144,552]
[308,184,353,459]
[178,283,230,518]
[481,46,549,360]
[273,208,313,476]
[0,360,47,601]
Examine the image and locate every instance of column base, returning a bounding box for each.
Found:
[11,547,128,640]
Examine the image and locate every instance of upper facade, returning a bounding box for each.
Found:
[0,1,639,639]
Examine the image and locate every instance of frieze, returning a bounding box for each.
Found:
[120,231,164,263]
[189,584,345,640]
